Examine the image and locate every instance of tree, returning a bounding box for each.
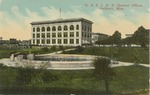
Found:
[93,57,115,93]
[112,31,122,46]
[122,37,133,47]
[132,26,149,48]
[95,36,114,46]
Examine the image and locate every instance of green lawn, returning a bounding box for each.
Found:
[0,46,70,59]
[0,46,149,94]
[65,47,149,64]
[0,65,149,95]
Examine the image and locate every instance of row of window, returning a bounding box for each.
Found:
[82,25,92,32]
[33,32,79,38]
[33,25,79,32]
[33,39,79,44]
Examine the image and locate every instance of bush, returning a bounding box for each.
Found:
[51,46,56,51]
[41,47,49,52]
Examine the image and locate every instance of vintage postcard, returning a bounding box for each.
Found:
[0,0,149,95]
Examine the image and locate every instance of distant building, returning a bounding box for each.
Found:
[0,38,31,48]
[19,40,31,48]
[125,34,133,37]
[92,33,109,43]
[9,38,18,44]
[31,18,93,46]
[19,40,31,46]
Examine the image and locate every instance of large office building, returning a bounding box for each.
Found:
[31,18,93,46]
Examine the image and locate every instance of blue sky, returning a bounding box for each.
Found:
[0,0,149,40]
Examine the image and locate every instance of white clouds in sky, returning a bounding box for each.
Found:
[0,5,149,40]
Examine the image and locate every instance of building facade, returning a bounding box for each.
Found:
[31,18,93,46]
[92,33,109,43]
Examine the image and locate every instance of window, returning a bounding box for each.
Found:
[84,26,86,31]
[64,25,68,31]
[76,32,79,37]
[33,28,35,32]
[76,25,79,30]
[37,27,40,32]
[82,32,84,37]
[47,39,50,44]
[70,39,74,44]
[37,33,40,38]
[47,27,50,31]
[70,25,74,30]
[52,33,56,37]
[37,39,40,44]
[64,32,68,37]
[33,34,35,38]
[76,39,79,44]
[70,32,74,37]
[58,26,62,31]
[42,33,45,38]
[64,39,68,44]
[42,27,45,32]
[52,26,56,31]
[58,39,61,44]
[33,40,35,44]
[87,33,89,38]
[47,33,50,38]
[82,26,84,30]
[52,39,56,44]
[58,33,62,37]
[85,34,86,37]
[41,39,45,44]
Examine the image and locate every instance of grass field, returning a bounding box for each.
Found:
[65,47,149,64]
[0,46,70,59]
[0,65,149,95]
[0,46,149,94]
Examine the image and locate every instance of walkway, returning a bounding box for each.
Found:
[37,48,76,56]
[0,48,149,70]
[0,58,149,70]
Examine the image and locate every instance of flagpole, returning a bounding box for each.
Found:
[59,8,61,18]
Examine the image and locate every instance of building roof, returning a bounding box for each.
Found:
[31,18,93,25]
[125,34,133,37]
[92,33,109,36]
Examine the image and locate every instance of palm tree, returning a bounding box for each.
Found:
[93,57,115,93]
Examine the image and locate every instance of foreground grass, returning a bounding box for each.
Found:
[0,65,148,95]
[65,47,149,64]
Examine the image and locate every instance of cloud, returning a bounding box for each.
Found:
[0,0,4,4]
[0,5,150,40]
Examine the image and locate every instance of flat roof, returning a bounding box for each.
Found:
[92,32,109,36]
[31,18,93,25]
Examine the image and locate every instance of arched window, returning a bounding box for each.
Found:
[47,27,50,31]
[37,27,40,32]
[33,28,35,32]
[64,25,68,31]
[52,26,56,31]
[70,25,74,30]
[42,27,45,31]
[76,25,79,30]
[58,26,62,31]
